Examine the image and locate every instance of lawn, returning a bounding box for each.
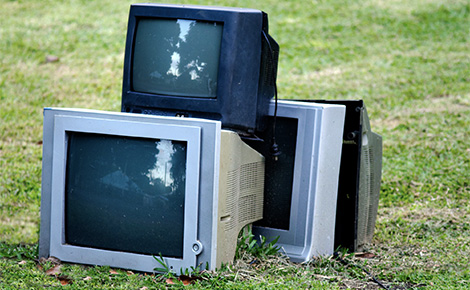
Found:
[1,0,469,288]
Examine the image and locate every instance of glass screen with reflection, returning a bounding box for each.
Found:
[132,18,223,98]
[245,117,298,230]
[64,132,187,258]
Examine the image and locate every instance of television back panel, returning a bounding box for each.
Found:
[215,130,265,266]
[246,100,346,262]
[355,106,382,251]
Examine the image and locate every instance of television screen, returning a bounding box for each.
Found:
[246,100,346,262]
[39,108,265,273]
[133,18,223,98]
[121,3,279,133]
[65,132,187,258]
[246,116,298,231]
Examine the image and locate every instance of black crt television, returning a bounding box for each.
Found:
[301,100,383,252]
[121,3,279,134]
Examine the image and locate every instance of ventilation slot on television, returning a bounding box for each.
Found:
[224,161,264,232]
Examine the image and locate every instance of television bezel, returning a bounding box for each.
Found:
[39,108,223,272]
[252,100,345,262]
[121,3,278,133]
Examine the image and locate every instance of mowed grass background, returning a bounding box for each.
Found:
[1,0,469,288]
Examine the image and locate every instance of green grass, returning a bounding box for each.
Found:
[1,0,469,288]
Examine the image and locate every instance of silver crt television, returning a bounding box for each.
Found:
[245,100,346,262]
[39,108,265,272]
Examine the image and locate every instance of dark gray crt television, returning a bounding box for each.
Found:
[121,3,279,134]
[299,100,383,251]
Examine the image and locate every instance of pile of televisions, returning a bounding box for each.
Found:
[39,3,382,273]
